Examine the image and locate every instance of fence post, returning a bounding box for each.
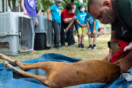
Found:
[10,0,13,10]
[0,0,2,12]
[4,0,6,12]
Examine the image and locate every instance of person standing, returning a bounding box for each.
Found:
[71,0,80,44]
[47,0,62,49]
[86,13,98,50]
[61,3,76,48]
[76,4,87,48]
[36,0,44,15]
[21,0,39,52]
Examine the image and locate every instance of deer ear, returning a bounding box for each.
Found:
[108,41,111,49]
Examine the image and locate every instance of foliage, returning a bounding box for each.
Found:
[40,0,89,12]
[1,0,89,12]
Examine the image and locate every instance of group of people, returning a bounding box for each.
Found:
[21,0,104,51]
[47,0,103,50]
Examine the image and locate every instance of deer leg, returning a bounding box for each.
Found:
[3,62,51,87]
[0,53,53,71]
[0,54,16,64]
[14,61,52,71]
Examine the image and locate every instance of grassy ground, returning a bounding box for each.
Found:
[0,35,111,63]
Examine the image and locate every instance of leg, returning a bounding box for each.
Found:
[52,21,57,47]
[81,35,84,44]
[0,54,53,71]
[93,31,97,45]
[67,26,73,46]
[0,53,36,70]
[61,23,65,46]
[53,21,61,47]
[82,27,86,45]
[31,17,36,51]
[70,24,75,45]
[87,34,93,49]
[93,38,96,45]
[3,62,49,86]
[14,61,51,70]
[89,37,92,45]
[0,53,16,63]
[78,28,82,44]
[78,34,82,44]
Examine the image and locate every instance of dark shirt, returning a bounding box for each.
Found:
[112,0,132,42]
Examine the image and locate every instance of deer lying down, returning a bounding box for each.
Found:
[0,41,121,88]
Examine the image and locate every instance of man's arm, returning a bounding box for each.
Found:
[47,9,52,21]
[21,0,28,15]
[86,23,90,32]
[63,16,76,24]
[113,49,132,74]
[76,19,85,27]
[93,21,96,34]
[86,23,91,36]
[37,2,43,15]
[65,20,74,33]
[37,9,42,15]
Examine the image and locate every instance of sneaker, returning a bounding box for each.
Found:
[53,46,57,48]
[87,45,92,50]
[81,44,85,49]
[92,45,97,49]
[78,44,81,48]
[61,46,65,48]
[31,50,36,52]
[69,45,74,47]
[57,46,61,50]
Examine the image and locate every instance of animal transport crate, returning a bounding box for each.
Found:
[0,12,34,55]
[34,15,53,50]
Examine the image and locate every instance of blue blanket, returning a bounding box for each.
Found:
[0,53,132,88]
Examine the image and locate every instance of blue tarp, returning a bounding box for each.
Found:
[0,53,132,88]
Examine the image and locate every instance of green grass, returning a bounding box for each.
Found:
[0,35,111,63]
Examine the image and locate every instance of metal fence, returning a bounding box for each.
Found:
[0,0,20,12]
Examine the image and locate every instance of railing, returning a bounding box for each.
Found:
[0,0,20,12]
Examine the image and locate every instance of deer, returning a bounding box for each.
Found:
[0,41,122,88]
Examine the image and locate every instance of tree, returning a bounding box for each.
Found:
[41,0,81,12]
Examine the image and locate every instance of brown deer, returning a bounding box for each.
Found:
[0,41,122,88]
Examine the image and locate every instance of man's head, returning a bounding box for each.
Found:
[66,3,75,14]
[71,0,75,3]
[55,0,62,7]
[78,4,85,13]
[88,0,116,24]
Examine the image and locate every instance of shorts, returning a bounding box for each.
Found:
[78,27,86,36]
[88,31,97,38]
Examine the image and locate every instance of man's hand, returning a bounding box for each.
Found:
[88,31,91,36]
[72,16,76,20]
[103,54,113,62]
[49,19,52,22]
[93,30,96,34]
[81,24,86,28]
[113,58,132,74]
[35,18,39,26]
[65,27,69,33]
[23,10,28,15]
